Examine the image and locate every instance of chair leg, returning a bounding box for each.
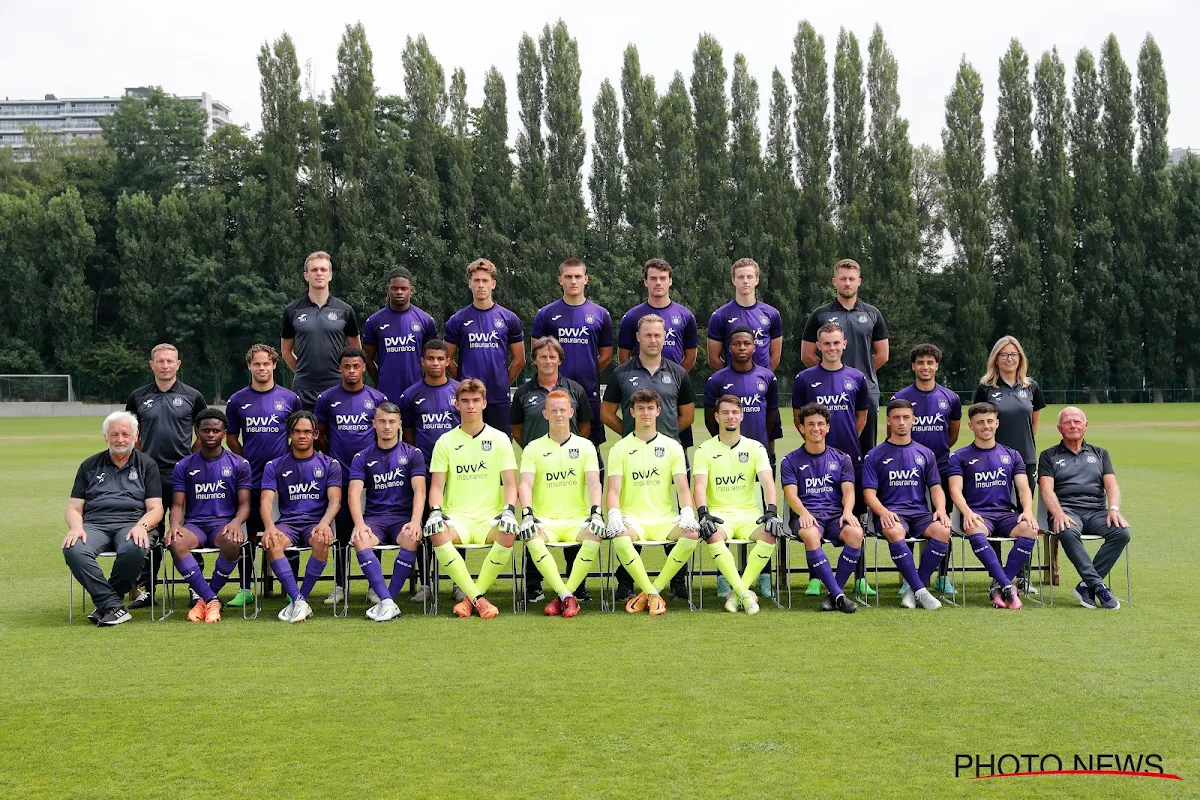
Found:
[68,572,74,623]
[1125,542,1132,605]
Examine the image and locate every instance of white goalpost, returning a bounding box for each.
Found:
[0,374,75,403]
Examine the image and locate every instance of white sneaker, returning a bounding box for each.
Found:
[452,585,466,602]
[740,590,760,616]
[365,601,383,621]
[900,589,917,609]
[277,601,295,622]
[372,598,402,622]
[366,588,381,605]
[289,598,313,623]
[410,585,431,603]
[914,587,942,610]
[323,586,345,605]
[724,590,740,613]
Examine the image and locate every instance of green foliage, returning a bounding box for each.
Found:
[586,79,629,313]
[690,34,732,314]
[620,46,660,268]
[1173,154,1200,381]
[657,73,699,309]
[833,28,868,262]
[791,21,835,306]
[100,86,206,198]
[763,70,801,371]
[729,54,765,263]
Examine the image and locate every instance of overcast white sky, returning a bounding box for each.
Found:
[4,0,1198,163]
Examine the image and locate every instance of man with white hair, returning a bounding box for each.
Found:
[63,412,164,626]
[1038,407,1130,610]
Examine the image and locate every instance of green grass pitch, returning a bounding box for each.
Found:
[1,405,1197,798]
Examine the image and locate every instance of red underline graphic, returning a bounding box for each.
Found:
[970,770,1182,781]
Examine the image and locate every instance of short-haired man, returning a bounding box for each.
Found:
[226,343,304,608]
[862,399,951,610]
[423,379,520,619]
[260,411,343,623]
[347,402,427,622]
[443,258,526,438]
[363,267,438,404]
[63,412,163,626]
[1038,406,1130,610]
[315,346,388,604]
[281,251,362,410]
[511,337,592,448]
[780,403,862,614]
[792,323,869,463]
[706,257,783,373]
[517,389,606,617]
[166,408,253,624]
[125,343,207,608]
[704,326,779,456]
[693,395,786,614]
[947,402,1038,610]
[605,388,702,615]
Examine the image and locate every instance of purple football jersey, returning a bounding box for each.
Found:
[349,441,428,518]
[362,304,438,403]
[314,384,388,481]
[780,445,855,517]
[893,383,962,473]
[398,378,460,463]
[862,440,941,514]
[531,298,613,405]
[173,450,252,522]
[226,384,303,487]
[705,365,778,449]
[947,443,1022,512]
[707,299,783,370]
[617,301,698,365]
[443,303,524,404]
[792,365,870,461]
[261,452,341,526]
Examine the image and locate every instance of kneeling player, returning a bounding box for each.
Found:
[862,399,951,610]
[693,394,784,614]
[348,402,427,622]
[780,403,861,613]
[259,411,343,622]
[947,402,1038,609]
[605,388,701,615]
[518,390,605,618]
[166,408,252,623]
[423,379,519,619]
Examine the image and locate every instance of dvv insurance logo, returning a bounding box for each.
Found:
[955,752,1181,782]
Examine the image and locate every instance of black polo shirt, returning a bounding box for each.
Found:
[125,381,207,477]
[281,294,360,392]
[510,375,592,447]
[72,449,162,527]
[972,379,1046,465]
[603,356,695,440]
[802,298,889,397]
[1038,440,1115,512]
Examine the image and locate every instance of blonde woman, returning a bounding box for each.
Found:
[971,336,1046,477]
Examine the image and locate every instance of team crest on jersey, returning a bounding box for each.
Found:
[757,381,766,392]
[760,316,769,325]
[654,446,665,458]
[915,454,925,466]
[128,470,138,482]
[314,466,325,477]
[1086,455,1098,464]
[171,397,184,407]
[738,451,750,463]
[221,466,233,477]
[844,380,854,391]
[327,311,338,321]
[568,448,580,459]
[274,400,286,411]
[662,375,672,384]
[364,400,375,410]
[857,313,869,324]
[398,455,409,465]
[494,317,505,329]
[482,440,493,451]
[412,322,422,331]
[1016,389,1028,399]
[671,315,681,325]
[938,399,949,410]
[1000,454,1011,465]
[585,314,595,324]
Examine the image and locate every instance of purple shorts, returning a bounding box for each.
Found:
[978,511,1022,538]
[875,511,935,538]
[274,520,319,547]
[791,513,847,544]
[182,519,231,548]
[362,514,412,545]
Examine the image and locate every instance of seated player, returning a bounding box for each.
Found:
[422,379,519,619]
[780,403,862,613]
[946,402,1038,610]
[259,411,343,622]
[348,402,427,622]
[605,388,702,615]
[862,399,951,610]
[517,390,606,618]
[165,408,252,624]
[693,394,783,614]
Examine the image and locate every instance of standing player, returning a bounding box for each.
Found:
[605,389,702,615]
[166,409,252,624]
[443,258,526,437]
[706,257,783,372]
[862,399,950,610]
[692,395,786,615]
[363,267,438,405]
[780,404,861,613]
[226,344,303,608]
[705,327,779,456]
[946,402,1038,610]
[315,346,388,605]
[281,251,361,410]
[347,402,427,622]
[125,343,207,609]
[517,390,606,617]
[260,411,343,623]
[422,379,519,619]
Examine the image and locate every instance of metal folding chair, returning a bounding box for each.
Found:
[254,544,341,619]
[430,542,522,615]
[948,508,1046,606]
[341,543,433,617]
[601,539,695,612]
[67,548,162,622]
[863,519,958,608]
[693,537,774,609]
[519,539,608,612]
[1036,500,1132,606]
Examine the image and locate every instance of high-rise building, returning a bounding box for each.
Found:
[1169,147,1199,167]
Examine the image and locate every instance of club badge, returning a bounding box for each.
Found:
[494,317,505,328]
[364,400,375,410]
[757,381,767,392]
[857,314,870,324]
[915,454,925,466]
[482,440,493,451]
[314,466,324,478]
[671,315,682,326]
[1086,455,1098,464]
[844,380,855,391]
[327,311,338,321]
[585,314,595,324]
[171,397,184,407]
[662,375,672,384]
[738,452,750,463]
[128,470,138,482]
[274,400,286,411]
[221,466,233,477]
[654,447,665,458]
[412,322,423,331]
[1016,389,1028,399]
[398,456,408,465]
[568,448,580,459]
[1000,454,1011,465]
[938,399,949,410]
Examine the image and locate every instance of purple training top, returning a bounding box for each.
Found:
[262,452,342,526]
[792,364,870,462]
[173,450,252,522]
[862,440,941,514]
[617,301,698,365]
[705,365,779,449]
[226,384,304,487]
[443,302,524,405]
[398,378,460,463]
[349,441,428,519]
[314,384,388,481]
[893,383,962,473]
[780,445,855,517]
[531,298,613,407]
[707,299,783,371]
[946,442,1022,513]
[362,304,438,404]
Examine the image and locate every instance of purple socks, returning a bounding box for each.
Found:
[806,548,841,597]
[917,539,949,586]
[207,555,239,595]
[388,549,418,598]
[356,549,390,603]
[298,556,327,600]
[270,557,301,602]
[888,540,924,591]
[834,545,861,590]
[176,553,216,602]
[1005,536,1037,581]
[968,534,1011,586]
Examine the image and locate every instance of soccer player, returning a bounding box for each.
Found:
[946,402,1038,610]
[706,257,783,372]
[531,257,613,458]
[792,323,869,463]
[347,402,427,622]
[443,258,526,437]
[363,267,438,404]
[780,404,862,614]
[862,399,951,610]
[517,390,606,617]
[281,251,361,411]
[226,343,303,608]
[422,379,520,619]
[260,411,343,623]
[692,395,786,614]
[704,327,779,456]
[315,346,388,604]
[605,389,702,615]
[166,408,252,624]
[125,343,207,608]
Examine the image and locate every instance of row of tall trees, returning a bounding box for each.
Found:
[1,20,1197,400]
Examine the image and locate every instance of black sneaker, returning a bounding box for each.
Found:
[86,608,103,625]
[834,594,858,614]
[1015,575,1038,595]
[614,584,635,602]
[1072,581,1097,609]
[575,584,592,602]
[818,595,835,612]
[98,606,133,626]
[128,588,153,609]
[527,586,545,603]
[669,579,690,601]
[1094,583,1120,610]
